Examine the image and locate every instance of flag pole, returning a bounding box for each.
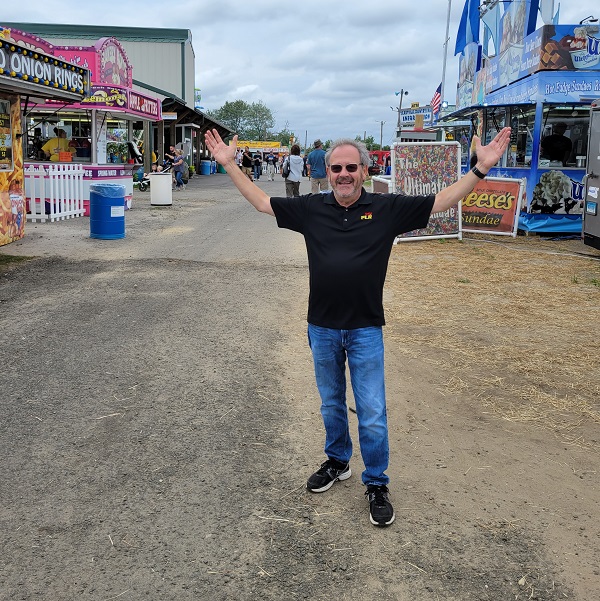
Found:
[440,0,452,140]
[441,0,452,105]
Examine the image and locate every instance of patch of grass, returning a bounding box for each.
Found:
[0,254,34,274]
[591,278,600,288]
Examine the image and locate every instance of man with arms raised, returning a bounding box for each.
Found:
[205,127,511,527]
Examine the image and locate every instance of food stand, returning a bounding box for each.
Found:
[582,99,600,249]
[440,2,600,233]
[0,27,90,245]
[2,28,162,215]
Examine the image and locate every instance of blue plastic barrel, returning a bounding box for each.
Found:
[200,160,211,175]
[89,183,126,240]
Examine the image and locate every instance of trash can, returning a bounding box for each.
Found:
[211,160,217,174]
[89,183,126,240]
[148,172,173,206]
[217,164,227,174]
[200,160,211,176]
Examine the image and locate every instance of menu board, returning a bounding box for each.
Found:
[0,100,13,172]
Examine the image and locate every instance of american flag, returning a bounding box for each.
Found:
[431,83,442,121]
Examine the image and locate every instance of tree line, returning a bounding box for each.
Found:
[207,100,389,150]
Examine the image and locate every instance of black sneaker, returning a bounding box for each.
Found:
[365,485,395,526]
[307,459,351,493]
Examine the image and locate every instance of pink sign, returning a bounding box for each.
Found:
[55,37,132,88]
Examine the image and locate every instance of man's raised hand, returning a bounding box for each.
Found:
[474,127,511,171]
[205,129,237,166]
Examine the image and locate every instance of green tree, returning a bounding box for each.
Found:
[207,99,275,140]
[245,100,275,140]
[208,100,248,135]
[355,135,379,151]
[272,121,296,147]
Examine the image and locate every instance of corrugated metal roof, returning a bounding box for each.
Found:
[1,22,191,43]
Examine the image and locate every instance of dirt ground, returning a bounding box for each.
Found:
[1,175,599,600]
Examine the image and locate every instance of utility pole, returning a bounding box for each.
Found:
[392,90,409,139]
[379,120,385,149]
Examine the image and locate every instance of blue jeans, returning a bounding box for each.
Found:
[307,324,389,486]
[175,170,184,187]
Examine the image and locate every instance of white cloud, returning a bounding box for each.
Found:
[11,0,600,145]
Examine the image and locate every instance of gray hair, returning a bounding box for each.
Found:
[325,138,370,167]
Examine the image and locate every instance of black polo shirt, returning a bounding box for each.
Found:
[270,188,435,329]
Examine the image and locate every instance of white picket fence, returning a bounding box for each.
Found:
[25,163,86,222]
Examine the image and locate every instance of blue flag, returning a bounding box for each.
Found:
[454,0,480,56]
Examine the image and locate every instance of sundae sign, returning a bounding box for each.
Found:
[484,24,600,95]
[570,29,600,69]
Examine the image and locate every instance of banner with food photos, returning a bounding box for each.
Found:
[0,96,25,246]
[392,141,462,242]
[0,99,13,172]
[461,176,525,236]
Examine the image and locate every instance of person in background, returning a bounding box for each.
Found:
[41,129,74,162]
[205,125,511,527]
[143,162,163,178]
[265,151,277,181]
[172,149,185,191]
[283,144,304,197]
[241,146,254,181]
[30,127,45,160]
[165,145,177,162]
[278,153,288,174]
[253,153,262,181]
[384,154,392,176]
[540,122,572,166]
[307,139,329,194]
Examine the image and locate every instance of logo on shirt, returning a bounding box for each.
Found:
[360,212,373,220]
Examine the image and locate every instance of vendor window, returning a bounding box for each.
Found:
[483,107,509,166]
[483,107,535,168]
[539,105,590,168]
[26,113,92,162]
[509,106,535,167]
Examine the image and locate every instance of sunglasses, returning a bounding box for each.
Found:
[329,163,362,173]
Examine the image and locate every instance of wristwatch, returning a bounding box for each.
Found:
[471,165,487,179]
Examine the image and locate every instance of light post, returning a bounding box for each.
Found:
[391,89,408,140]
[378,120,385,150]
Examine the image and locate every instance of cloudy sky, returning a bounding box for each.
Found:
[14,1,599,146]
